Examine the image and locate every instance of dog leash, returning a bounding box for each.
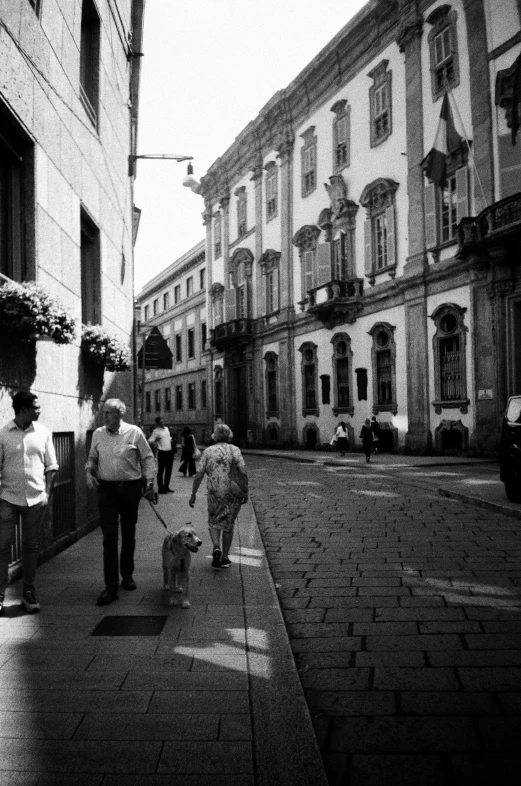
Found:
[147,495,175,534]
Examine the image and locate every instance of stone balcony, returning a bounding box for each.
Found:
[210,318,254,352]
[307,278,364,328]
[458,191,521,258]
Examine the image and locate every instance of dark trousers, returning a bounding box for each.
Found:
[179,457,196,477]
[97,480,142,589]
[157,450,174,491]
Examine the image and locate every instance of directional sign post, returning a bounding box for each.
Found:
[138,327,173,426]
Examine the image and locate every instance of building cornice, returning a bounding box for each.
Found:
[199,1,400,201]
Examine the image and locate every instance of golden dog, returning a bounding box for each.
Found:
[162,526,202,608]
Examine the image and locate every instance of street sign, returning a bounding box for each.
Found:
[137,326,173,369]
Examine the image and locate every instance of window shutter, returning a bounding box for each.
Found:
[424,183,437,249]
[303,250,314,295]
[316,244,331,286]
[346,110,351,166]
[456,165,469,223]
[224,288,237,322]
[386,204,396,267]
[261,272,267,316]
[364,220,373,277]
[273,269,279,311]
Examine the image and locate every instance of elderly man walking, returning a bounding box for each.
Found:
[0,391,58,615]
[86,399,156,606]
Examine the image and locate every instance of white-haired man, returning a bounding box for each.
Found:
[86,399,156,606]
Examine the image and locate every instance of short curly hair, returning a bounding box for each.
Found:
[211,423,233,443]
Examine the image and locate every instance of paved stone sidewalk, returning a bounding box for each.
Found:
[0,469,327,786]
[246,454,521,786]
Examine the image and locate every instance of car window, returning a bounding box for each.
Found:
[506,398,521,424]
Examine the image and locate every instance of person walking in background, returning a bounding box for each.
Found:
[86,399,156,606]
[371,415,381,454]
[189,423,248,570]
[148,416,175,493]
[179,426,197,478]
[0,391,58,615]
[360,418,373,463]
[334,421,349,456]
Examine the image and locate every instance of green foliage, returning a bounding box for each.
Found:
[0,280,76,344]
[81,325,132,372]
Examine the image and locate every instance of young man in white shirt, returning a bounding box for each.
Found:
[0,391,58,615]
[148,416,176,493]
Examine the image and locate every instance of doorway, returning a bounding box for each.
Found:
[229,365,248,444]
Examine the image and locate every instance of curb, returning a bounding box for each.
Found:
[240,500,329,786]
[436,487,521,522]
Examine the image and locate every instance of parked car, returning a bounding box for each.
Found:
[500,395,521,503]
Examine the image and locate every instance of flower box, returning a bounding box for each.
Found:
[0,280,76,344]
[81,325,132,372]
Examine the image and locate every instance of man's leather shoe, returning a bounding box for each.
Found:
[96,589,118,606]
[121,577,137,591]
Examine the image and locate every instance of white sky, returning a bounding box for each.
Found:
[133,0,369,294]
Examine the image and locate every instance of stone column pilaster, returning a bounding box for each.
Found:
[276,130,298,446]
[462,0,494,211]
[251,159,264,443]
[404,290,433,453]
[397,8,427,277]
[220,193,230,282]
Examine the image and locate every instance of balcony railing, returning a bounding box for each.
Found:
[307,278,364,328]
[210,318,253,352]
[458,191,521,258]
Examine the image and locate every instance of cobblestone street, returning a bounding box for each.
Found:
[247,455,521,786]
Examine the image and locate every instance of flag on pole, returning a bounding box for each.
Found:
[422,93,465,187]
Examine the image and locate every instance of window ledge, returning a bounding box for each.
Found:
[302,408,319,417]
[332,406,354,416]
[432,399,470,415]
[266,411,280,419]
[368,264,397,285]
[373,403,398,415]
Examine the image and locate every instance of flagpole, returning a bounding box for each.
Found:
[445,81,487,211]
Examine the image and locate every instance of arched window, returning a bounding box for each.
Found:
[369,322,397,414]
[227,248,253,322]
[431,303,469,414]
[210,282,224,327]
[264,352,279,416]
[298,342,319,416]
[360,178,398,284]
[331,333,354,415]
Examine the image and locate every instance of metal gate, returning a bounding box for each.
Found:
[52,432,75,537]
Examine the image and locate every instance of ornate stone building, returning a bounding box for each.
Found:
[198,0,521,455]
[136,241,211,445]
[0,1,145,563]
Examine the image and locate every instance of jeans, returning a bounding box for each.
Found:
[97,480,143,590]
[157,450,174,491]
[0,499,45,599]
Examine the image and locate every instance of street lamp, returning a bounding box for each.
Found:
[182,162,201,192]
[128,152,193,177]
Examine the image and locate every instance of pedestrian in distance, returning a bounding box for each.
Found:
[0,391,58,615]
[189,423,248,570]
[148,416,175,493]
[371,415,381,454]
[86,399,156,606]
[333,421,349,456]
[179,426,197,478]
[360,418,373,463]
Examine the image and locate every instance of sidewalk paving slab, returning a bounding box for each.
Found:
[0,468,328,786]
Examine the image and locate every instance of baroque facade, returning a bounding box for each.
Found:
[198,0,521,455]
[136,240,211,445]
[0,1,144,561]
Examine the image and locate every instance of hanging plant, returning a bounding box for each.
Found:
[81,325,132,371]
[0,280,76,344]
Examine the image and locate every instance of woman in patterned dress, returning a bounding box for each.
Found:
[189,424,248,569]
